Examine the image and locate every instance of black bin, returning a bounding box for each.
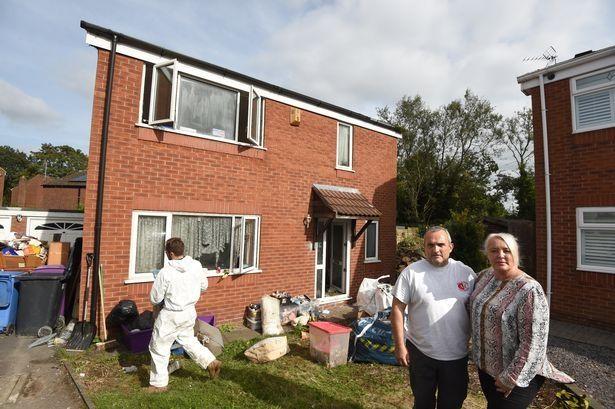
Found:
[16,274,63,336]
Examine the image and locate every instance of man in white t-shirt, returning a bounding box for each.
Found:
[391,226,475,409]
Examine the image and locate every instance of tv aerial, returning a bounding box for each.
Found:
[523,46,557,67]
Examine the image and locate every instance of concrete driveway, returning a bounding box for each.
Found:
[0,335,84,408]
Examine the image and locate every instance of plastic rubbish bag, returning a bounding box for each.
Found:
[356,275,392,316]
[244,336,290,363]
[349,309,398,365]
[108,300,139,328]
[261,295,284,336]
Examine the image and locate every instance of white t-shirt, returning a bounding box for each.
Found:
[393,258,475,361]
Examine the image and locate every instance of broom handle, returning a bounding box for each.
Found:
[83,254,94,321]
[98,264,108,341]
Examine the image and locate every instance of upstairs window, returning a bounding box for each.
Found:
[336,122,353,169]
[142,60,264,147]
[572,67,615,132]
[576,207,615,274]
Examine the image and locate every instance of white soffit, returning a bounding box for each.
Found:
[85,32,401,139]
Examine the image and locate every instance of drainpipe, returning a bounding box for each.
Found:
[539,74,552,306]
[90,34,118,327]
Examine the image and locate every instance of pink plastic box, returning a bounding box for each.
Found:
[308,321,352,367]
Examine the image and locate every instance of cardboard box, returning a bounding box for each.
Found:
[0,254,27,269]
[25,255,43,268]
[48,242,70,266]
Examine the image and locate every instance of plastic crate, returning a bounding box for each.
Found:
[198,315,215,326]
[121,324,152,353]
[308,321,351,368]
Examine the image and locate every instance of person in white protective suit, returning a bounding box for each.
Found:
[147,237,222,392]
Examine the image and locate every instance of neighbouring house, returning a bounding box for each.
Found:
[0,208,84,244]
[80,21,399,325]
[10,173,86,210]
[517,46,615,331]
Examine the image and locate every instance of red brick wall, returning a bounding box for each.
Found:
[529,80,615,331]
[41,187,84,210]
[83,50,397,327]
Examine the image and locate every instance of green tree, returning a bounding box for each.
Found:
[496,107,535,219]
[379,90,506,226]
[0,146,30,204]
[26,143,88,179]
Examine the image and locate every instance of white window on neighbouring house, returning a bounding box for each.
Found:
[576,207,615,274]
[571,67,615,132]
[364,221,379,262]
[336,122,353,169]
[145,60,264,147]
[129,211,260,281]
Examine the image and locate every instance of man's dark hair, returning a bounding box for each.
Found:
[165,237,185,256]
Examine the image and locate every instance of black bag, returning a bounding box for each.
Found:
[107,300,139,328]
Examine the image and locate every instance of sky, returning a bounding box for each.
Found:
[1,0,614,164]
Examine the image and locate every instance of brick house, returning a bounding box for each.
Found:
[80,22,399,325]
[10,173,86,210]
[517,46,615,331]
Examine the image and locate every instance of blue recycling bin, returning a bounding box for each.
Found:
[0,271,24,334]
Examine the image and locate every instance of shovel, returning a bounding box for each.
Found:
[66,253,96,350]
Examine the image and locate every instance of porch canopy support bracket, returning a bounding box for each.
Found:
[352,219,373,245]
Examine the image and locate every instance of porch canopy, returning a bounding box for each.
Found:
[311,184,381,243]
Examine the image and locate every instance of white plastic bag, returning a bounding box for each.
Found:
[261,295,284,336]
[356,275,392,315]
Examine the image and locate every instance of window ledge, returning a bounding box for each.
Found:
[364,259,381,264]
[136,122,267,151]
[124,269,263,284]
[335,166,355,172]
[576,266,615,275]
[572,123,615,134]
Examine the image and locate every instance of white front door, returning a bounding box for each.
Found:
[315,219,350,301]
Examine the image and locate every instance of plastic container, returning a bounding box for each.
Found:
[0,271,24,334]
[15,273,63,336]
[198,315,215,326]
[121,324,153,353]
[308,321,352,367]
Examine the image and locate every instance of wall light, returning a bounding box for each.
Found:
[303,214,312,228]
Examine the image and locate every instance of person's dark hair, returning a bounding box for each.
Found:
[165,237,185,257]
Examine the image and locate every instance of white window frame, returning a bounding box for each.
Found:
[576,207,615,274]
[147,59,264,147]
[571,66,615,133]
[336,122,353,170]
[127,210,261,283]
[364,221,380,263]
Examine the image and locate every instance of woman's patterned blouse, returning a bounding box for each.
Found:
[468,268,574,388]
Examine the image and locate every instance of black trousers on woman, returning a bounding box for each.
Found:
[478,369,545,409]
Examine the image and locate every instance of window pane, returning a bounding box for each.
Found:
[366,222,377,259]
[576,70,615,90]
[250,94,261,145]
[135,216,166,275]
[178,216,232,270]
[337,124,350,167]
[153,65,173,122]
[575,90,613,128]
[581,229,615,268]
[243,219,256,269]
[232,217,242,270]
[177,76,238,140]
[583,211,615,224]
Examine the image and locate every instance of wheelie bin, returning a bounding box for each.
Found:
[0,271,24,334]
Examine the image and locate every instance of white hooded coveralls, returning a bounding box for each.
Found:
[149,256,216,388]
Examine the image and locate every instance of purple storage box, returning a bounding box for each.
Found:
[121,324,152,353]
[198,315,215,326]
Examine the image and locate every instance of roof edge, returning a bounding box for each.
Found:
[80,20,400,136]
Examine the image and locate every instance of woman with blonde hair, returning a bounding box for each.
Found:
[468,233,573,408]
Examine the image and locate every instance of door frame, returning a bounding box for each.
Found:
[314,218,351,303]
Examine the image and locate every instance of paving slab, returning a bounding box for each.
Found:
[0,335,84,408]
[550,319,615,350]
[222,326,260,344]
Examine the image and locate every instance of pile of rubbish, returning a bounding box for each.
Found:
[243,292,320,334]
[0,234,47,262]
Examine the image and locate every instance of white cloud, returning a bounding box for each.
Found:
[0,79,61,126]
[251,0,613,117]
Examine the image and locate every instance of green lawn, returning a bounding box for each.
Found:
[59,331,557,408]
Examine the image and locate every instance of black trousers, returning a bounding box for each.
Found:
[407,341,468,409]
[478,369,545,409]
